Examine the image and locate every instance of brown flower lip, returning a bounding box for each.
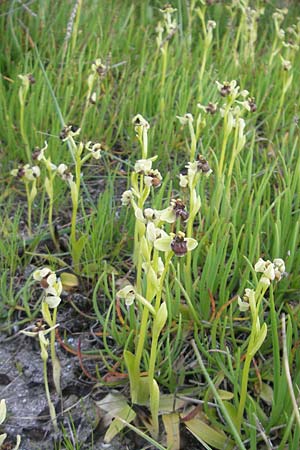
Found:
[28,74,36,84]
[197,155,211,173]
[205,102,218,114]
[172,199,189,221]
[16,167,26,178]
[219,84,231,97]
[171,234,188,256]
[32,146,41,160]
[248,98,257,112]
[40,277,50,289]
[59,124,79,141]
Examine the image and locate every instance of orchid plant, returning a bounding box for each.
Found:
[117,114,200,437]
[236,257,286,431]
[20,267,63,432]
[11,163,40,235]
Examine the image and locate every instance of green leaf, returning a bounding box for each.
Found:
[250,323,267,357]
[223,401,239,430]
[71,235,87,267]
[104,405,136,442]
[150,379,160,437]
[217,389,234,400]
[153,302,168,339]
[52,356,61,395]
[259,382,274,405]
[159,394,187,414]
[41,301,52,326]
[182,411,234,450]
[124,350,139,404]
[162,413,180,450]
[60,272,79,290]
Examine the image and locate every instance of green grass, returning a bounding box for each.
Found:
[1,0,300,449]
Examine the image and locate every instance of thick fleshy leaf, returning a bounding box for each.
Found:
[52,356,61,395]
[124,351,139,404]
[96,393,136,443]
[217,389,234,400]
[259,382,274,405]
[104,405,136,442]
[223,401,239,430]
[182,410,234,450]
[60,272,79,291]
[150,379,160,437]
[159,394,187,414]
[162,413,180,450]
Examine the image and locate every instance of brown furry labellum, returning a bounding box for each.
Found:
[171,234,188,256]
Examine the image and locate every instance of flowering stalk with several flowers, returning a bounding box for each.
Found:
[21,267,63,432]
[236,257,286,431]
[117,113,213,436]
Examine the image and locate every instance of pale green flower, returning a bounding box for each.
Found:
[176,113,193,125]
[132,114,150,130]
[273,258,286,280]
[146,222,167,243]
[35,141,48,161]
[11,164,40,181]
[33,268,62,308]
[85,141,102,159]
[154,231,198,257]
[238,296,250,312]
[33,267,52,281]
[134,157,156,173]
[207,20,216,30]
[216,80,239,98]
[121,190,133,206]
[144,169,162,187]
[117,284,136,307]
[179,174,188,188]
[57,164,73,182]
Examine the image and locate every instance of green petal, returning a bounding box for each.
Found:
[45,296,61,308]
[186,238,198,251]
[154,237,172,252]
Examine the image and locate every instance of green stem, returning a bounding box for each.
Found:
[70,152,81,249]
[50,307,61,395]
[25,182,32,235]
[133,307,149,380]
[237,350,252,432]
[188,121,197,162]
[148,332,160,436]
[48,196,60,250]
[218,129,229,178]
[42,350,58,432]
[198,46,207,100]
[160,43,168,116]
[20,100,31,162]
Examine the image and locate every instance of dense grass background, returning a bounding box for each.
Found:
[1,0,300,449]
